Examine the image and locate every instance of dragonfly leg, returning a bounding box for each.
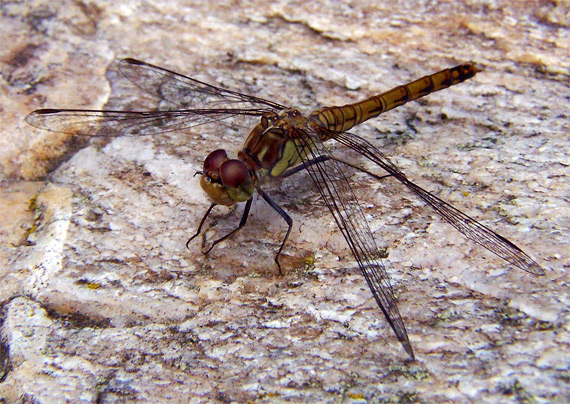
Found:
[282,156,392,181]
[280,156,329,178]
[331,157,392,181]
[202,198,253,255]
[256,187,292,276]
[186,203,217,249]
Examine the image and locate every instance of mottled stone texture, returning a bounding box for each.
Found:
[1,0,569,403]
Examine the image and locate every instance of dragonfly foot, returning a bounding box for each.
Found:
[185,233,200,249]
[274,257,284,276]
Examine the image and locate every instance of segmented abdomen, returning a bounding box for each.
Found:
[310,64,477,133]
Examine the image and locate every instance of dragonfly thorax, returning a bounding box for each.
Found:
[238,109,311,179]
[199,149,255,206]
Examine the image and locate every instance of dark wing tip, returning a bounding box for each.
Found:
[121,58,144,65]
[28,108,60,115]
[25,109,56,128]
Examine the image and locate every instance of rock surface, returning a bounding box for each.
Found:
[1,0,569,403]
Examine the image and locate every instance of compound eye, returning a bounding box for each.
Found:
[203,149,228,172]
[219,160,250,188]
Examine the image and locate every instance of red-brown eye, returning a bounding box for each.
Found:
[219,160,250,188]
[203,149,228,172]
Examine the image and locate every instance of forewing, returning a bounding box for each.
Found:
[26,58,288,137]
[296,125,414,359]
[118,58,286,111]
[25,108,266,137]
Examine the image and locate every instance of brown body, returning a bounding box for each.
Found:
[224,65,477,193]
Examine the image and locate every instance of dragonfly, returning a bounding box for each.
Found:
[26,58,545,359]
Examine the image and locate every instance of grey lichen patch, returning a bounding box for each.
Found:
[388,361,431,381]
[434,307,462,323]
[493,302,528,327]
[380,391,420,404]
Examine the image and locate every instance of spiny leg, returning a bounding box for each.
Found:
[280,156,329,178]
[187,160,390,266]
[203,198,253,254]
[186,199,253,255]
[186,203,217,248]
[256,187,293,276]
[281,155,392,181]
[331,158,392,181]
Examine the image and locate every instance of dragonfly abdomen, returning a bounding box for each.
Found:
[310,64,477,133]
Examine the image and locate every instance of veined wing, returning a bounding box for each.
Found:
[118,58,287,111]
[323,127,545,276]
[297,125,414,359]
[25,108,269,137]
[26,58,287,137]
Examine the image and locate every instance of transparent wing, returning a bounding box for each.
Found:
[25,108,270,137]
[321,126,545,276]
[118,58,287,110]
[26,58,287,137]
[297,125,414,359]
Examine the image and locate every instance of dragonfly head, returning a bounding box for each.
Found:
[199,149,255,206]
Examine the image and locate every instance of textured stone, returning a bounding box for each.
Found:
[1,0,569,402]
